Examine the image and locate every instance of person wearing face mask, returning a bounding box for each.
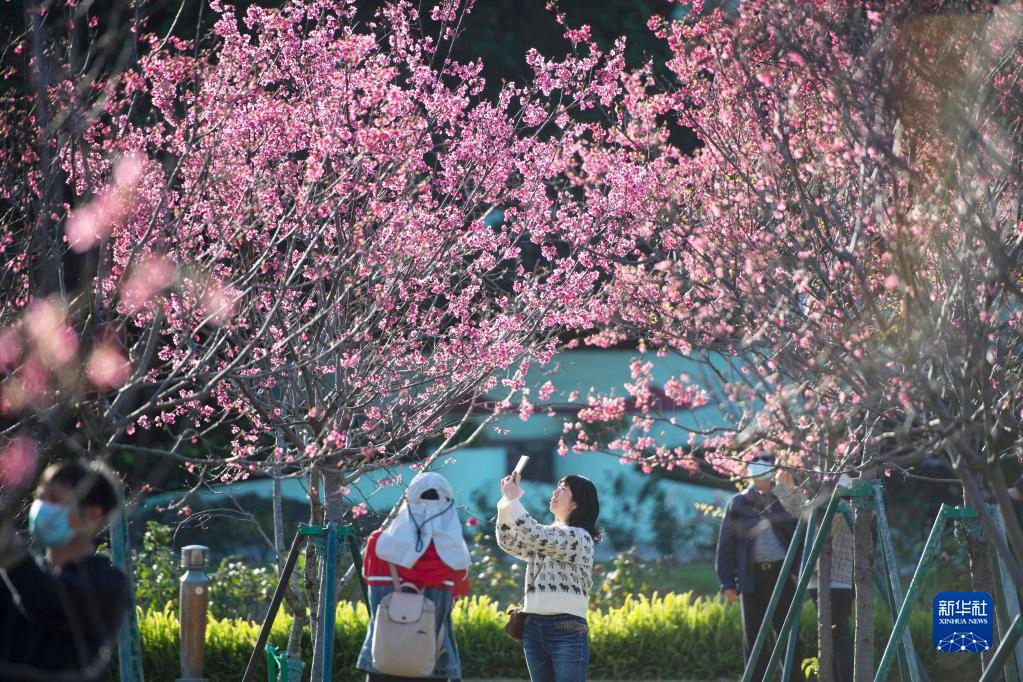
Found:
[715,456,805,681]
[0,460,129,682]
[496,472,601,682]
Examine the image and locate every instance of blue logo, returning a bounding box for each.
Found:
[933,592,993,653]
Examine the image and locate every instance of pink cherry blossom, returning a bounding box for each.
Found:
[86,344,131,390]
[0,437,38,488]
[24,300,77,368]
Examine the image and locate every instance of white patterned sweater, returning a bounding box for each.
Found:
[496,496,594,620]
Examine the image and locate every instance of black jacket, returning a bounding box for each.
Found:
[715,485,800,593]
[0,553,129,682]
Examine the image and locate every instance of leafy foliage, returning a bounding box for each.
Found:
[209,558,276,622]
[591,550,658,610]
[134,522,277,621]
[466,530,525,607]
[119,591,955,681]
[133,522,179,615]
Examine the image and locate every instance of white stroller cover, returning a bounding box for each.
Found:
[374,471,471,570]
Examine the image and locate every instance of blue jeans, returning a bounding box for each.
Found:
[522,614,589,682]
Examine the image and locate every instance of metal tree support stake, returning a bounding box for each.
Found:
[242,523,368,682]
[870,483,924,682]
[739,514,809,682]
[757,485,845,682]
[876,504,1023,682]
[110,501,145,682]
[979,615,1023,682]
[781,507,819,682]
[242,533,305,682]
[875,504,959,682]
[742,481,926,682]
[318,522,338,680]
[177,545,211,682]
[310,523,368,681]
[265,643,305,682]
[992,510,1023,679]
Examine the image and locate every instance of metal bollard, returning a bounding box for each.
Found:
[176,545,210,682]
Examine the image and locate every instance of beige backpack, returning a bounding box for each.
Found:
[370,563,445,677]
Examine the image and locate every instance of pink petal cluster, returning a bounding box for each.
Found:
[0,437,38,488]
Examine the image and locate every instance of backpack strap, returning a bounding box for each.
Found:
[387,561,402,590]
[436,621,447,657]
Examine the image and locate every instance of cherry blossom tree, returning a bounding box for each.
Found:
[12,1,1023,679]
[0,1,263,511]
[1,0,650,674]
[559,1,1023,677]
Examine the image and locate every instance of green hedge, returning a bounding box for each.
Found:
[125,593,959,681]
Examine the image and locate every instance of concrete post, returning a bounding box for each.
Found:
[177,545,210,682]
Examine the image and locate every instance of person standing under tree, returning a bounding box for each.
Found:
[0,460,129,682]
[497,472,601,682]
[715,456,806,681]
[357,471,470,682]
[775,467,855,682]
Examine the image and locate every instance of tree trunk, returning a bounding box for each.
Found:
[968,533,1001,681]
[310,466,345,681]
[272,470,308,657]
[984,464,1023,590]
[955,458,1023,590]
[304,476,324,679]
[852,503,874,682]
[818,535,835,682]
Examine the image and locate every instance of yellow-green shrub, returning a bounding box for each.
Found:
[123,593,944,681]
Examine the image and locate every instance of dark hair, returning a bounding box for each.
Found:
[42,461,120,515]
[561,475,602,543]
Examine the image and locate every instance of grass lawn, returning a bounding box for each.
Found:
[649,560,720,597]
[591,558,721,605]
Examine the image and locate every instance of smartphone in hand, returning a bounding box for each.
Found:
[513,455,529,476]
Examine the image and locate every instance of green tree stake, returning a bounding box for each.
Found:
[979,616,1023,682]
[874,505,954,682]
[320,522,337,682]
[872,483,923,682]
[759,486,846,682]
[992,509,1023,681]
[111,501,145,682]
[782,507,818,682]
[740,516,809,682]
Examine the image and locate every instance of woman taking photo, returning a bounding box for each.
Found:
[496,472,601,682]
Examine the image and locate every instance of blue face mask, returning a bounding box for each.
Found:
[28,500,75,548]
[747,461,774,481]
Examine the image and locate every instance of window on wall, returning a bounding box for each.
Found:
[505,440,556,482]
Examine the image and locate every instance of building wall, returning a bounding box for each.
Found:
[136,350,737,560]
[352,445,729,560]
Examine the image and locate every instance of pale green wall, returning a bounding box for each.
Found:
[137,350,738,557]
